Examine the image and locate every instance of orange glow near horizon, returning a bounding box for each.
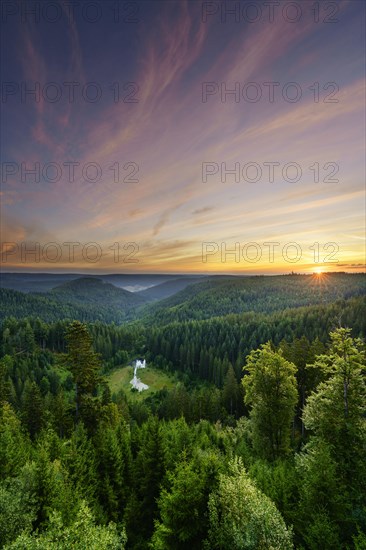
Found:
[1,2,365,275]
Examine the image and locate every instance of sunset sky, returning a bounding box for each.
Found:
[1,0,365,274]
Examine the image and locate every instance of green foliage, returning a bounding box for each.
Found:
[22,382,45,439]
[205,457,293,549]
[0,477,36,546]
[279,336,326,437]
[145,273,366,324]
[94,422,127,522]
[0,403,31,479]
[0,285,365,550]
[303,328,366,491]
[4,501,126,549]
[248,458,298,525]
[353,529,366,549]
[160,416,192,468]
[63,321,102,428]
[124,416,165,547]
[222,364,241,417]
[26,443,77,530]
[60,422,99,509]
[297,328,366,546]
[146,296,365,386]
[0,355,13,404]
[303,328,366,448]
[242,344,298,460]
[151,460,210,549]
[0,276,146,324]
[295,438,342,549]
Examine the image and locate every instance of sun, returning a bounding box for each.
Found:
[314,268,323,276]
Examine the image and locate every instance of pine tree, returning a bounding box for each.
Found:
[242,343,297,460]
[63,321,102,428]
[151,459,208,549]
[22,381,45,439]
[61,423,99,512]
[222,364,240,417]
[0,355,12,404]
[125,416,165,546]
[94,423,125,522]
[0,403,30,479]
[298,328,366,546]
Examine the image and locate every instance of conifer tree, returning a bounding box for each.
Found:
[242,343,297,460]
[63,321,101,428]
[298,328,366,546]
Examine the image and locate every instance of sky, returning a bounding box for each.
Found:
[1,0,365,274]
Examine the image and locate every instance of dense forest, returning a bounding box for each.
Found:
[0,273,365,548]
[142,273,366,324]
[1,273,365,324]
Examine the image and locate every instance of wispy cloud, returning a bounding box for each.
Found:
[2,0,365,272]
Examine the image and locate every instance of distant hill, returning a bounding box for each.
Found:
[1,272,365,326]
[50,277,146,309]
[137,276,206,301]
[141,273,366,324]
[0,272,186,293]
[0,273,80,293]
[0,277,148,323]
[137,274,249,302]
[0,287,97,323]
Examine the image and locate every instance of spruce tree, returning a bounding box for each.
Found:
[64,321,101,428]
[242,343,297,460]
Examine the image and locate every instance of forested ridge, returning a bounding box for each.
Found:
[141,273,366,324]
[0,273,365,548]
[0,284,146,324]
[1,272,365,325]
